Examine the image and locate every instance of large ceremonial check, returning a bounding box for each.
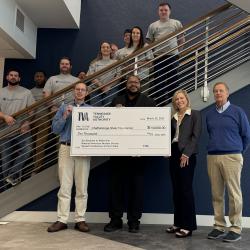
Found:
[71,107,171,156]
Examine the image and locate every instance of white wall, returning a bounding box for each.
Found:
[0,58,5,88]
[0,0,37,58]
[63,0,81,27]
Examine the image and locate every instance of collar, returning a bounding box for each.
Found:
[173,108,191,121]
[216,101,230,113]
[73,100,86,107]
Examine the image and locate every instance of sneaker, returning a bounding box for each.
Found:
[104,220,123,232]
[223,231,241,242]
[207,229,226,239]
[5,177,18,186]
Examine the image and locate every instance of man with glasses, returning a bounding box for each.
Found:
[47,82,91,233]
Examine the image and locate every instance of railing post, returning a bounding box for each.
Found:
[201,17,210,102]
[195,50,198,90]
[134,56,138,76]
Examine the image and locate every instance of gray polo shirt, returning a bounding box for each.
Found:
[146,18,183,56]
[87,58,119,89]
[43,73,79,95]
[0,85,35,116]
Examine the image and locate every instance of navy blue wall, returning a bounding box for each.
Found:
[6,0,249,216]
[20,85,250,216]
[4,0,225,88]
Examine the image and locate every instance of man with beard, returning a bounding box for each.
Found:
[0,69,35,186]
[104,75,155,233]
[43,57,79,111]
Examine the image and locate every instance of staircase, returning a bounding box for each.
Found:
[0,3,249,218]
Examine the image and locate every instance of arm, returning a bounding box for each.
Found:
[239,109,250,152]
[51,104,68,135]
[177,33,185,52]
[0,112,15,125]
[182,111,202,157]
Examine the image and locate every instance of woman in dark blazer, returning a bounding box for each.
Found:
[166,89,202,238]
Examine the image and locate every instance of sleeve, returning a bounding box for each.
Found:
[182,111,202,157]
[145,49,154,60]
[176,20,183,30]
[146,24,154,42]
[43,77,53,95]
[27,91,35,107]
[51,104,67,135]
[239,109,250,152]
[87,62,96,76]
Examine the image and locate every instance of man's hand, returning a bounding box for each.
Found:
[4,115,16,126]
[63,105,73,119]
[20,121,30,134]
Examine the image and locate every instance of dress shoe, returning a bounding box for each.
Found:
[104,220,123,232]
[47,221,67,232]
[128,221,140,233]
[75,221,90,232]
[166,225,180,233]
[175,229,192,238]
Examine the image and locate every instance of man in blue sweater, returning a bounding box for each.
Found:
[47,82,91,233]
[206,82,250,242]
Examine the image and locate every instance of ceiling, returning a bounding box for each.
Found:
[0,0,80,59]
[15,0,79,28]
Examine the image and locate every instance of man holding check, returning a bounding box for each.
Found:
[104,75,156,233]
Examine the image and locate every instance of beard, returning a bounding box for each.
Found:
[126,88,140,97]
[8,81,20,86]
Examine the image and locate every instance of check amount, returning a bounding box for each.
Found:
[71,107,171,156]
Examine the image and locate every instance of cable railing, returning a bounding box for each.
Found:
[0,3,249,192]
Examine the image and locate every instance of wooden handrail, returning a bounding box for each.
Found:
[0,3,238,121]
[180,17,249,65]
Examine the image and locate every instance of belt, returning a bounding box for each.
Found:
[60,141,71,146]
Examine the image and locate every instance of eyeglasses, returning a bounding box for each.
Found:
[75,88,87,92]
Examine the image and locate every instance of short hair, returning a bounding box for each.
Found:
[213,82,229,92]
[75,81,87,89]
[59,56,72,65]
[34,70,47,77]
[6,68,21,77]
[124,29,132,35]
[172,89,191,111]
[127,74,141,83]
[159,2,172,9]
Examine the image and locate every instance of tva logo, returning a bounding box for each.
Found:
[78,112,89,121]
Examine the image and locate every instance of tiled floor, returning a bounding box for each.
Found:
[0,222,249,250]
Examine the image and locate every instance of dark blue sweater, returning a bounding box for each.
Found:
[206,104,250,154]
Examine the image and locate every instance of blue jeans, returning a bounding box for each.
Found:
[1,133,33,180]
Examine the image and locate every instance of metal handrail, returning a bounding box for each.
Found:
[0,3,249,191]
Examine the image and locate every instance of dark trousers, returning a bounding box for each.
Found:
[151,55,179,105]
[169,143,197,231]
[108,156,145,224]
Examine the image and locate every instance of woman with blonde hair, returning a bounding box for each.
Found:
[166,89,202,237]
[87,41,119,106]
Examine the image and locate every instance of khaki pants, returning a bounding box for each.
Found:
[207,154,243,234]
[57,144,90,223]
